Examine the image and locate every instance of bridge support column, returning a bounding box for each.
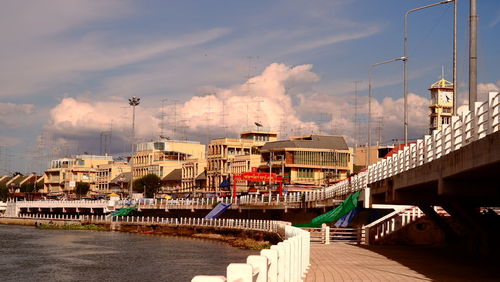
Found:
[418,205,459,242]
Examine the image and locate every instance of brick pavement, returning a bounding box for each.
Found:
[305,243,497,282]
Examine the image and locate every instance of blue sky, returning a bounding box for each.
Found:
[0,0,499,174]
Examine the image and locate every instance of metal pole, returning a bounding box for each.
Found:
[404,12,409,146]
[368,57,406,167]
[404,0,454,143]
[469,0,477,111]
[453,0,458,114]
[368,67,372,168]
[269,152,273,192]
[129,104,135,197]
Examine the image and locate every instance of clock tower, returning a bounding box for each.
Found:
[429,77,454,133]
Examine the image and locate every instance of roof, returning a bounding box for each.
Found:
[162,168,182,181]
[109,172,131,184]
[430,78,453,89]
[261,135,349,151]
[196,171,207,181]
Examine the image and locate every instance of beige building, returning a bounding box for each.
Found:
[354,145,395,169]
[132,139,206,181]
[180,159,207,193]
[260,135,353,187]
[95,161,130,194]
[43,155,114,195]
[207,131,278,193]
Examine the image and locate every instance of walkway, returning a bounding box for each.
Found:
[306,243,497,281]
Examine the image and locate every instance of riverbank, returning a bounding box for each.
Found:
[0,217,278,250]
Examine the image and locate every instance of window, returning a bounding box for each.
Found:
[298,168,313,178]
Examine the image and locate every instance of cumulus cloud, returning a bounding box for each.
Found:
[42,62,440,158]
[42,64,323,153]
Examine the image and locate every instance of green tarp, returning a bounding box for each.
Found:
[111,206,136,217]
[294,191,360,228]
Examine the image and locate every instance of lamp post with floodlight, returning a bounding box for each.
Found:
[128,96,140,197]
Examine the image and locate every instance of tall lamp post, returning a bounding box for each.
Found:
[368,57,406,167]
[404,0,455,144]
[128,96,140,197]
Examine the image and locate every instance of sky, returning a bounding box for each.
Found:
[0,0,499,174]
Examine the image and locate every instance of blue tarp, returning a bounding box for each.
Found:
[219,180,230,188]
[334,208,358,227]
[205,202,232,219]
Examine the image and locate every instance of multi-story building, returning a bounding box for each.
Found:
[259,135,353,187]
[180,159,207,193]
[95,161,130,194]
[207,131,278,193]
[131,139,206,181]
[43,155,113,195]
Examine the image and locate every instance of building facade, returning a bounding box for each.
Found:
[206,131,278,193]
[131,139,206,181]
[95,161,130,194]
[43,155,114,195]
[259,135,353,187]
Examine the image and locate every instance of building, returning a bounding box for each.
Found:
[259,135,353,187]
[43,155,114,195]
[354,145,395,169]
[429,77,454,133]
[131,139,205,181]
[180,159,207,194]
[207,131,278,193]
[95,161,131,194]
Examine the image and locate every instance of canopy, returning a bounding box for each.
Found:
[294,191,360,228]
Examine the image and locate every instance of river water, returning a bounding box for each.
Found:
[0,224,256,282]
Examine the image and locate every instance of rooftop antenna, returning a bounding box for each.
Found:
[205,94,214,145]
[255,99,263,130]
[160,98,168,138]
[353,80,362,147]
[244,56,258,130]
[222,97,228,137]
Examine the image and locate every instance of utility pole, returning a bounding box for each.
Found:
[469,0,477,111]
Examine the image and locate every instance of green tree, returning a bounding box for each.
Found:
[75,182,90,198]
[133,174,161,198]
[0,182,8,201]
[20,182,37,193]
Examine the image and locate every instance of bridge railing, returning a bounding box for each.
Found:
[326,91,500,198]
[192,225,310,282]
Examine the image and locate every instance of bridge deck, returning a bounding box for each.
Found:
[306,243,497,281]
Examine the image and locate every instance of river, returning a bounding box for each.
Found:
[0,224,256,282]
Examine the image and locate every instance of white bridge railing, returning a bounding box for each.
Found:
[192,225,310,282]
[326,91,500,198]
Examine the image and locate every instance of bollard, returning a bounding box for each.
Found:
[247,255,268,282]
[261,249,278,282]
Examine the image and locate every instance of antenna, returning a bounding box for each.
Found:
[255,99,263,130]
[222,97,228,137]
[353,80,362,147]
[244,56,258,130]
[160,98,168,138]
[206,94,214,145]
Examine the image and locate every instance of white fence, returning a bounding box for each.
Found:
[192,225,310,282]
[363,206,449,244]
[17,212,283,233]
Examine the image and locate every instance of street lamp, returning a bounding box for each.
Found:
[128,96,140,197]
[368,57,407,167]
[404,0,455,144]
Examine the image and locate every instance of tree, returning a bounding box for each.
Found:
[20,183,36,193]
[0,182,8,202]
[75,182,90,198]
[133,174,161,198]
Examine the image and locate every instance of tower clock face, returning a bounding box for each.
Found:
[440,91,453,103]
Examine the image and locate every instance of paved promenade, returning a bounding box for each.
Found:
[306,243,497,281]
